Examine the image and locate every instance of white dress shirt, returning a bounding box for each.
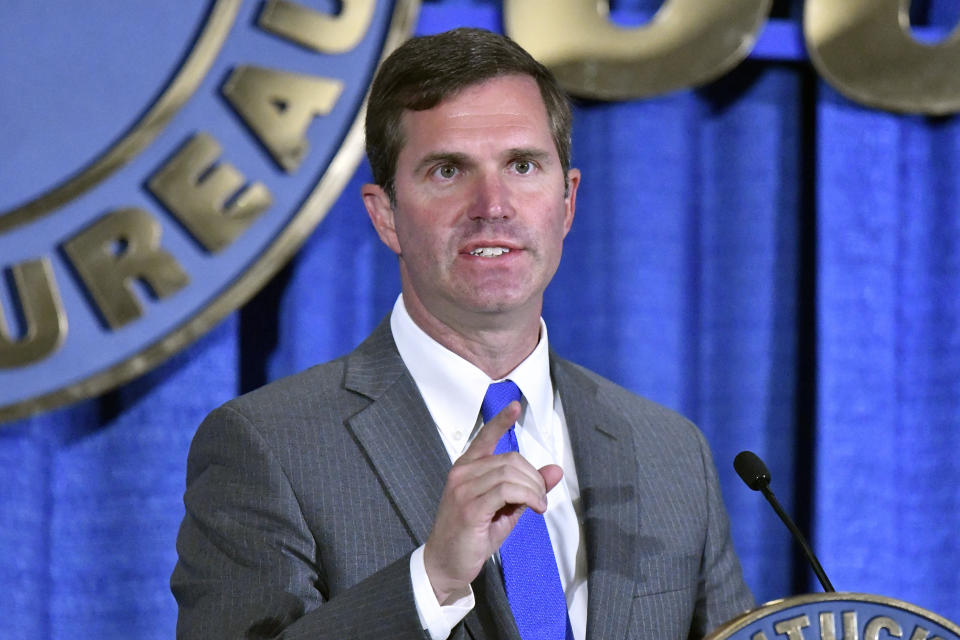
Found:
[390,295,588,640]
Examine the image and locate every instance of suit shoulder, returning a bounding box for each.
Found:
[557,359,706,450]
[206,354,366,438]
[238,355,347,406]
[197,320,403,450]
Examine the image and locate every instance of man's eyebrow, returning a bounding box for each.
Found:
[505,147,553,163]
[413,151,470,174]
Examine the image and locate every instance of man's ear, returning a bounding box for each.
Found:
[361,183,401,255]
[562,168,580,236]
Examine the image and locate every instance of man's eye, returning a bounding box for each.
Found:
[514,160,533,174]
[437,165,458,179]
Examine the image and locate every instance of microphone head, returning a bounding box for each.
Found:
[734,450,771,491]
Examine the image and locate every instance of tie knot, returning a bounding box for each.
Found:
[481,380,522,423]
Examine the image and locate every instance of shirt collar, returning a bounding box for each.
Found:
[390,295,555,458]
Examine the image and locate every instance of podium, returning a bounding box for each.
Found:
[706,593,960,640]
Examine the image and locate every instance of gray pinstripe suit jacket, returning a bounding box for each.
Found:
[172,319,753,639]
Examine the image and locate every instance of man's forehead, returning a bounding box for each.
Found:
[398,74,544,121]
[396,75,553,151]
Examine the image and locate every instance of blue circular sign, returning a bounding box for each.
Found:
[0,0,418,422]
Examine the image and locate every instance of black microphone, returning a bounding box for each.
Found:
[733,450,835,593]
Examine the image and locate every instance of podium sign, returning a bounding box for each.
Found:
[707,593,960,640]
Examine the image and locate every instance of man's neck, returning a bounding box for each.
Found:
[401,293,541,380]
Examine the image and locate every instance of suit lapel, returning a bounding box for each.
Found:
[343,319,450,545]
[342,320,517,640]
[553,356,638,640]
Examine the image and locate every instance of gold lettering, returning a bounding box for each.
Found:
[63,208,189,329]
[844,612,859,640]
[0,258,66,368]
[504,0,771,100]
[865,616,902,640]
[774,614,812,640]
[821,611,859,640]
[222,66,343,172]
[752,632,771,640]
[805,0,960,114]
[821,612,838,640]
[148,133,272,252]
[258,0,374,53]
[909,627,930,640]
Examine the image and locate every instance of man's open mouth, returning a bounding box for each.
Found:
[468,247,511,257]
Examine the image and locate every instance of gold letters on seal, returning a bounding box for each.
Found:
[504,0,772,100]
[506,0,960,115]
[0,0,419,422]
[805,0,960,115]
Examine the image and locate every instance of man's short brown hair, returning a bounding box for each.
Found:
[365,27,573,202]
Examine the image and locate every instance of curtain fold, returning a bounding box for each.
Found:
[816,83,960,618]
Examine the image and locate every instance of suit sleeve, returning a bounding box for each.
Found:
[689,430,755,639]
[171,405,430,640]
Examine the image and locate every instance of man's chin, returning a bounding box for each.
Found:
[455,292,541,319]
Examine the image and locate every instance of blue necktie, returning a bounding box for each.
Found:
[481,380,573,640]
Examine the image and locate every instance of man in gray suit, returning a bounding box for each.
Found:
[172,28,753,639]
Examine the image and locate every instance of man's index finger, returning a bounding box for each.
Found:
[458,400,521,462]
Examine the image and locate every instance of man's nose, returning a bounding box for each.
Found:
[469,172,512,221]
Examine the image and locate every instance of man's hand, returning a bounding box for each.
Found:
[423,401,564,604]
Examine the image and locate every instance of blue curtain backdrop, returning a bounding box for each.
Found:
[2,0,960,637]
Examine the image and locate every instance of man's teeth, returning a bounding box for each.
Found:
[469,247,510,257]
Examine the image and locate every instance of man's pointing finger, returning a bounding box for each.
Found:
[458,400,521,462]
